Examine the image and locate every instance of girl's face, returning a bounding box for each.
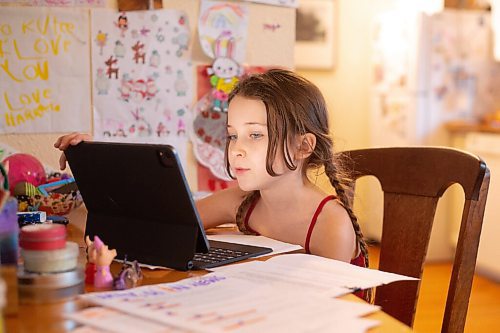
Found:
[227,95,287,191]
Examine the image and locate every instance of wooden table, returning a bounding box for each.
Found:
[5,207,413,332]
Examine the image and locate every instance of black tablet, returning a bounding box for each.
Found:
[65,141,271,270]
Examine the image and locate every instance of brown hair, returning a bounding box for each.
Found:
[225,69,370,296]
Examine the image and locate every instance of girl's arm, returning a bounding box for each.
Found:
[195,186,247,229]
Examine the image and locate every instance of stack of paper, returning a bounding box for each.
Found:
[69,253,417,332]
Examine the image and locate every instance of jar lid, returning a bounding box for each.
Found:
[20,224,66,250]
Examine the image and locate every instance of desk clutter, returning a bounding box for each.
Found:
[5,153,82,217]
[17,224,83,304]
[84,235,142,290]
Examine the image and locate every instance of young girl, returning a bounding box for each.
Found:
[55,69,368,269]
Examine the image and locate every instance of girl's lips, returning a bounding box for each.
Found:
[234,167,250,175]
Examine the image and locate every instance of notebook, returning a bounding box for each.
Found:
[65,141,272,270]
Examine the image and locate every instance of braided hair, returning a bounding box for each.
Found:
[224,69,371,301]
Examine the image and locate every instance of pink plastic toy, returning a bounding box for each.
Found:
[93,236,117,289]
[3,153,46,192]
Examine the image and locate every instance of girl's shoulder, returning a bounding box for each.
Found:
[314,195,350,224]
[307,193,356,261]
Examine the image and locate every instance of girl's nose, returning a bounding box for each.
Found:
[230,141,246,158]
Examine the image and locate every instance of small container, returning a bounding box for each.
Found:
[17,267,84,304]
[19,224,66,251]
[21,241,78,273]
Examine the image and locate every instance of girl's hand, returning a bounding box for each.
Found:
[53,132,92,170]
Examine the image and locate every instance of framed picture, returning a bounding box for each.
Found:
[294,0,336,70]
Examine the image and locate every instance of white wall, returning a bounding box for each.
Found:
[299,0,451,261]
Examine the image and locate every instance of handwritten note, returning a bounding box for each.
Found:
[0,7,90,133]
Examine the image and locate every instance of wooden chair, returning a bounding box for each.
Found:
[339,147,490,333]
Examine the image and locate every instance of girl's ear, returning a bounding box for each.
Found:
[295,133,316,160]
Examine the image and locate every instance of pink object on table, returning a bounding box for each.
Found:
[94,265,113,288]
[3,153,46,192]
[93,235,117,289]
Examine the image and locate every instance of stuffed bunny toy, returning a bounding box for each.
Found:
[207,31,242,112]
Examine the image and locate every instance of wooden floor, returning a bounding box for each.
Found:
[367,245,500,332]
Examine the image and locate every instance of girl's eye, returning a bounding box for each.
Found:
[250,133,263,139]
[227,134,237,141]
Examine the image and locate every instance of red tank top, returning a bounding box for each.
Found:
[243,195,365,267]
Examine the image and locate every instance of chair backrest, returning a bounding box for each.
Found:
[338,147,490,333]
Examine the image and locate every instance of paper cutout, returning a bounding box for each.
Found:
[198,0,249,62]
[0,7,91,133]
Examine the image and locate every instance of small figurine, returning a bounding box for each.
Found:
[84,235,97,285]
[113,255,143,290]
[93,236,117,289]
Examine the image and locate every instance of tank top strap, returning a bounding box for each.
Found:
[304,195,337,254]
[243,196,260,235]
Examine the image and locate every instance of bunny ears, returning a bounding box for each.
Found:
[214,31,236,59]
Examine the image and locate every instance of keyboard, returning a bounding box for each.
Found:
[192,240,272,269]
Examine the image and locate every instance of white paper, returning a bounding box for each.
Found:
[208,253,417,297]
[66,307,186,333]
[0,7,91,133]
[80,253,418,332]
[91,9,193,166]
[207,234,303,257]
[81,273,380,333]
[264,253,418,290]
